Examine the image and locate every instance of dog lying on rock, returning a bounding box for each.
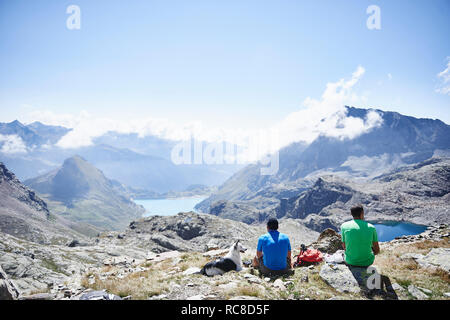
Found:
[200,240,247,276]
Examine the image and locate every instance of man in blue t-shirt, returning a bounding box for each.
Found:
[252,218,293,276]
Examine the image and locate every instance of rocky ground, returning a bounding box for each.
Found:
[1,214,448,301]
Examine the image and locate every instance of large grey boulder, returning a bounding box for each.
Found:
[416,248,450,273]
[319,264,381,294]
[150,234,183,251]
[319,264,361,294]
[0,265,19,300]
[310,228,342,254]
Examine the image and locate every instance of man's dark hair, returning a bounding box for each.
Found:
[267,218,279,230]
[350,204,364,218]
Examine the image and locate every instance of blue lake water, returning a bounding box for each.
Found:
[134,197,205,217]
[370,221,428,242]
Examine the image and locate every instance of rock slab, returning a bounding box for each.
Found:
[0,265,19,300]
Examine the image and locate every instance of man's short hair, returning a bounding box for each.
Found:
[267,218,279,230]
[350,204,364,218]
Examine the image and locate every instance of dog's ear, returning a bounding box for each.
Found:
[234,240,240,247]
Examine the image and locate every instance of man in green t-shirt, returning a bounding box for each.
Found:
[340,205,380,267]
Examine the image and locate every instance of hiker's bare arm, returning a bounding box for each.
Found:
[342,242,346,250]
[287,250,292,268]
[372,242,380,255]
[252,250,264,267]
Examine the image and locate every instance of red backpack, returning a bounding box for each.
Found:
[293,244,323,267]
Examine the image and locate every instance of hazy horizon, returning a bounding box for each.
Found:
[1,0,449,153]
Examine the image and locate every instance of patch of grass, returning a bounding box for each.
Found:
[374,238,450,300]
[41,258,70,276]
[83,270,168,300]
[430,268,450,283]
[236,285,263,298]
[178,252,210,272]
[27,287,51,295]
[395,278,411,287]
[412,239,450,251]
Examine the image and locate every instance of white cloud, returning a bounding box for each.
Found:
[272,66,383,149]
[23,66,383,162]
[436,57,450,95]
[0,134,28,154]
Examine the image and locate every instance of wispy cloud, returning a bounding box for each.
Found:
[272,66,383,148]
[0,134,28,154]
[436,57,450,95]
[23,66,383,162]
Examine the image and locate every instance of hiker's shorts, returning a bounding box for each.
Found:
[257,257,294,277]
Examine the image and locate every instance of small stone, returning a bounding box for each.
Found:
[219,282,238,291]
[186,294,205,300]
[206,239,220,251]
[417,287,432,295]
[391,283,404,291]
[67,240,79,248]
[170,283,181,290]
[146,252,157,261]
[408,285,429,300]
[243,273,262,284]
[273,279,286,290]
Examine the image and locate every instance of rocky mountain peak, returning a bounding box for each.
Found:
[0,162,49,216]
[0,162,18,183]
[24,156,145,232]
[49,155,110,202]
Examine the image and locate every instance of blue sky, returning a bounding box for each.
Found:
[0,0,449,131]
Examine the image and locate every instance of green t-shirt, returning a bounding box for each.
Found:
[340,219,378,267]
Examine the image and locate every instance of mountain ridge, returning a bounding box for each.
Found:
[24,155,146,232]
[196,106,450,214]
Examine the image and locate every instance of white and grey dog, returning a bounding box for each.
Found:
[200,240,247,276]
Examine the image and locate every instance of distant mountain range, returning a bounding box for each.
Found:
[24,156,145,232]
[0,120,71,148]
[196,106,450,229]
[2,106,449,233]
[0,120,243,193]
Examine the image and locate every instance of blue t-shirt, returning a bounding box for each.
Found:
[257,230,291,270]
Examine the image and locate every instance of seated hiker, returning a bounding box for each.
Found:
[341,204,380,267]
[252,218,293,276]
